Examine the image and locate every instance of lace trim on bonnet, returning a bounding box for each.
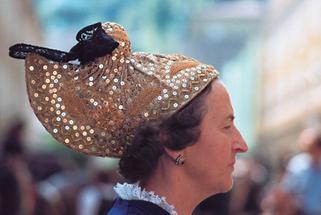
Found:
[114,182,178,215]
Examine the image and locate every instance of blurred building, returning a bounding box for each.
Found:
[186,0,266,149]
[0,0,43,141]
[186,0,321,164]
[257,0,321,163]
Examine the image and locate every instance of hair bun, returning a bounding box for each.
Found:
[119,123,164,182]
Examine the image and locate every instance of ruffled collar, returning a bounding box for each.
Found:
[114,182,178,215]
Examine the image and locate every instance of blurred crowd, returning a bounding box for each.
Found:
[1,119,321,215]
[0,119,122,215]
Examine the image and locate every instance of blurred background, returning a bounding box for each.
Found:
[1,0,321,214]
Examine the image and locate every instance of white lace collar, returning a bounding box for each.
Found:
[114,182,178,215]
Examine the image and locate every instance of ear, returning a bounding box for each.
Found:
[159,130,186,164]
[163,147,186,163]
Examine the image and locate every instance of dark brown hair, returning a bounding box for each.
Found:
[119,82,213,183]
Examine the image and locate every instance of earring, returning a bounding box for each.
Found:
[175,154,185,165]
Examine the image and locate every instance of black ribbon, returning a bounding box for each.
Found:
[9,22,119,65]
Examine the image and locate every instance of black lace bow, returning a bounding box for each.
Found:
[9,22,119,65]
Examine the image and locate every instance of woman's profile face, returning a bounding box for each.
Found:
[183,80,248,194]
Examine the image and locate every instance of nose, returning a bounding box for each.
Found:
[233,129,248,153]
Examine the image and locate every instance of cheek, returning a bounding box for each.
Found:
[202,127,231,149]
[191,129,231,168]
[185,130,233,188]
[202,130,233,170]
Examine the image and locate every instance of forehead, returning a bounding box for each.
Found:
[205,80,233,119]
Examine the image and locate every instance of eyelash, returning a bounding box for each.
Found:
[224,125,231,130]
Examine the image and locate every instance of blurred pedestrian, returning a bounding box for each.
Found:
[77,170,117,215]
[280,127,321,215]
[0,120,36,215]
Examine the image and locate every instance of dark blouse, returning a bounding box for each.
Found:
[107,198,171,215]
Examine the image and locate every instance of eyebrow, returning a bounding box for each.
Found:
[226,114,235,121]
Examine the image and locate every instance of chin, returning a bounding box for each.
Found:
[208,177,233,195]
[218,177,234,193]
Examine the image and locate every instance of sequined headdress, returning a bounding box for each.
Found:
[9,22,219,158]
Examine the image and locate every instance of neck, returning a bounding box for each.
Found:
[141,157,212,215]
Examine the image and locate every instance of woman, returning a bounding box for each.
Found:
[9,21,248,215]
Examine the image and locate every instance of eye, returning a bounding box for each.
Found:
[223,125,231,130]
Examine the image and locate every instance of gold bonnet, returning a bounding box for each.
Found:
[9,22,219,158]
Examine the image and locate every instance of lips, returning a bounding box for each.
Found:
[228,160,235,168]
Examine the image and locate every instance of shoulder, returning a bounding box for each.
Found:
[287,153,311,174]
[107,198,170,215]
